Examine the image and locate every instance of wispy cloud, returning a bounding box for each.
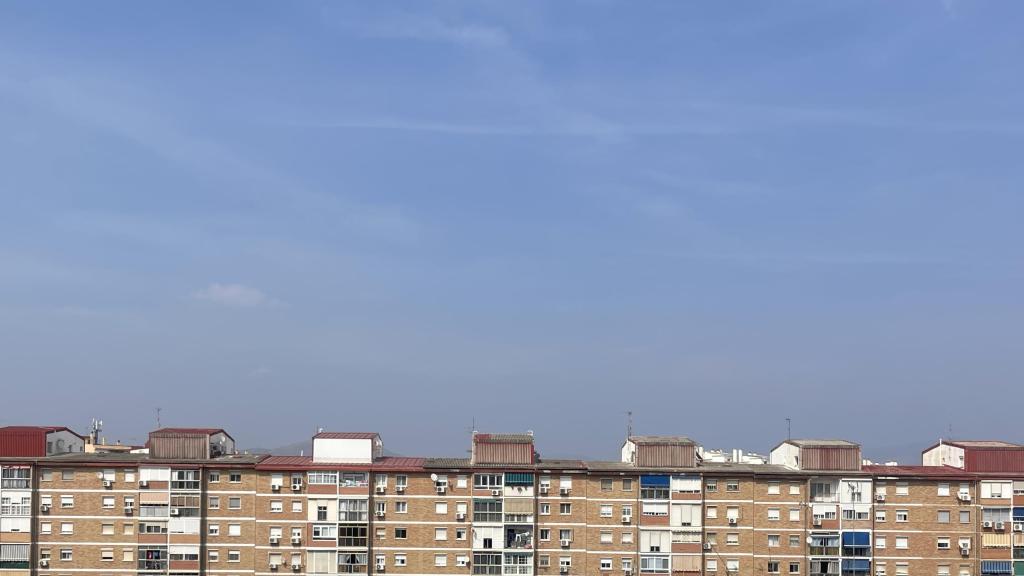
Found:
[191,283,283,308]
[356,14,509,48]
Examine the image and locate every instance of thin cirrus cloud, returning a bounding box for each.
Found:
[191,283,283,308]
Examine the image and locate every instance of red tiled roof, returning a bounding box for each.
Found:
[313,432,379,440]
[151,427,227,435]
[863,464,972,477]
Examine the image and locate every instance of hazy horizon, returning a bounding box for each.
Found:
[2,2,1023,463]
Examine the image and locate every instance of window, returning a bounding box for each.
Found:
[456,528,467,540]
[623,479,633,491]
[960,510,971,524]
[790,483,801,495]
[456,475,467,488]
[60,549,72,561]
[228,550,240,562]
[435,528,447,540]
[475,474,503,489]
[559,529,573,542]
[228,497,241,509]
[209,471,220,483]
[707,506,718,519]
[312,524,336,539]
[101,523,114,535]
[102,496,115,508]
[540,528,550,541]
[726,533,739,545]
[790,535,801,547]
[706,480,718,492]
[876,510,886,522]
[435,501,448,515]
[435,554,447,567]
[790,562,801,574]
[60,522,73,534]
[768,508,780,521]
[769,561,781,574]
[768,482,781,495]
[61,470,74,481]
[895,536,908,550]
[41,522,52,534]
[601,531,613,544]
[708,559,718,572]
[600,505,613,517]
[895,483,909,496]
[339,499,368,522]
[768,535,780,547]
[395,554,407,567]
[394,528,407,539]
[938,510,950,523]
[307,471,338,485]
[895,510,908,522]
[101,549,114,562]
[123,522,134,535]
[291,500,302,513]
[790,509,800,522]
[229,472,242,483]
[228,524,241,537]
[560,502,572,515]
[41,469,53,481]
[209,496,220,509]
[270,501,283,513]
[539,555,551,568]
[939,483,950,496]
[60,495,74,508]
[875,536,886,549]
[395,501,407,513]
[601,558,613,571]
[540,503,550,515]
[727,560,740,573]
[622,531,634,544]
[601,479,614,491]
[938,537,951,550]
[726,480,740,492]
[123,549,134,562]
[338,525,368,547]
[395,475,408,490]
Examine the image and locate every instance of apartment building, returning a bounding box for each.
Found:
[6,425,1024,576]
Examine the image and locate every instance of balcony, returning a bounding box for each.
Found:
[505,529,533,550]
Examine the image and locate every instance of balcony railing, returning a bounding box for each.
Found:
[0,479,30,489]
[504,566,533,575]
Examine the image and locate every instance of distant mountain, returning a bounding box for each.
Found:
[242,440,402,458]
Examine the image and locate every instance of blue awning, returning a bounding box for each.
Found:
[982,561,1013,574]
[504,473,534,485]
[842,560,870,571]
[1014,507,1024,521]
[842,532,870,546]
[640,475,670,486]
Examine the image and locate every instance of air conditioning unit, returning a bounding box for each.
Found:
[560,566,569,574]
[960,545,970,555]
[703,543,713,550]
[958,492,971,502]
[269,564,279,570]
[39,560,49,568]
[560,538,572,547]
[621,514,632,523]
[396,485,406,493]
[983,521,993,528]
[375,485,386,494]
[996,522,1006,530]
[457,560,469,567]
[169,508,180,516]
[456,512,466,521]
[1014,523,1024,532]
[375,511,385,518]
[376,564,386,572]
[491,489,502,497]
[40,504,50,513]
[291,536,302,544]
[102,480,113,488]
[139,480,149,487]
[291,483,302,491]
[270,536,280,545]
[124,506,134,515]
[539,485,550,494]
[625,571,633,576]
[436,485,447,494]
[875,493,885,502]
[560,487,571,496]
[291,563,301,571]
[728,517,738,525]
[813,518,822,526]
[271,484,282,492]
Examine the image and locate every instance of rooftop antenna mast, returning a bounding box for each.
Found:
[156,407,162,429]
[786,417,791,440]
[626,411,633,438]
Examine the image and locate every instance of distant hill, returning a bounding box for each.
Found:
[243,440,402,458]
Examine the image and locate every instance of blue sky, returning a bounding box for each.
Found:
[1,1,1023,461]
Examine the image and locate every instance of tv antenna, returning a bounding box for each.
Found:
[156,407,162,429]
[786,417,791,440]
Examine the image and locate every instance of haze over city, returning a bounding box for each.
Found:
[2,2,1023,463]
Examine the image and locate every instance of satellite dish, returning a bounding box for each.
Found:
[430,473,438,482]
[806,536,813,544]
